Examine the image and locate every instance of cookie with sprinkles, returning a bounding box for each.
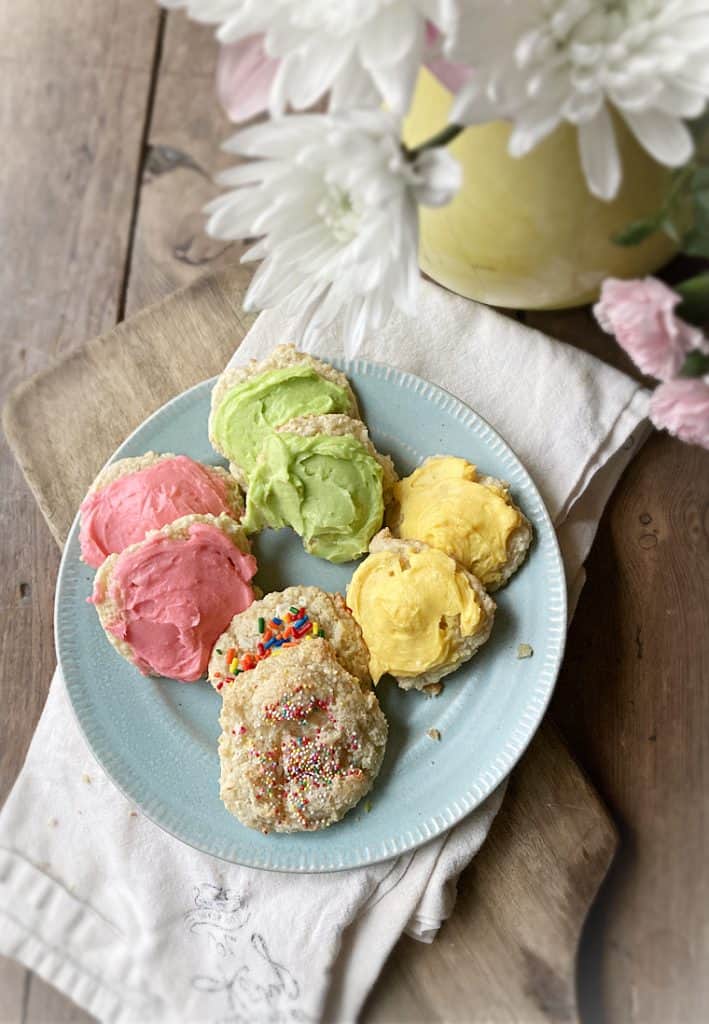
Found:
[219,642,387,833]
[208,585,371,693]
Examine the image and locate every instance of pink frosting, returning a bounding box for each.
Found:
[97,522,257,682]
[80,456,236,568]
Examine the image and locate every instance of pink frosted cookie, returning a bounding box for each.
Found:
[79,452,243,568]
[90,513,257,682]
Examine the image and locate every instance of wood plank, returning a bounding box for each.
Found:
[24,976,92,1024]
[364,725,617,1023]
[0,0,162,1016]
[4,263,616,1024]
[0,0,160,802]
[527,304,709,1024]
[550,428,709,1024]
[0,958,26,1024]
[123,15,253,317]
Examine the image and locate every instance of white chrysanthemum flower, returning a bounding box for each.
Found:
[205,111,461,354]
[162,0,458,115]
[450,0,709,200]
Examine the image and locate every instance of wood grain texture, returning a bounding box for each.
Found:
[0,0,160,798]
[364,726,617,1024]
[123,15,253,317]
[0,959,25,1024]
[551,430,709,1024]
[529,298,709,1023]
[0,2,161,1020]
[3,262,616,1024]
[23,977,91,1024]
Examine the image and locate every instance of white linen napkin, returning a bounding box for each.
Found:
[0,280,649,1023]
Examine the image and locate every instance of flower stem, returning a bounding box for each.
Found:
[404,124,464,160]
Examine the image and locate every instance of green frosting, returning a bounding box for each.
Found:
[212,364,353,479]
[243,432,384,563]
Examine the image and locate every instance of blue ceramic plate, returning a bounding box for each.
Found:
[56,360,566,872]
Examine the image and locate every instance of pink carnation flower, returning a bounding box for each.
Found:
[594,277,704,381]
[650,377,709,450]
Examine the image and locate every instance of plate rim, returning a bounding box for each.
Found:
[55,358,567,872]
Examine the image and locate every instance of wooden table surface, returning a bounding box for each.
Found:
[1,5,707,1023]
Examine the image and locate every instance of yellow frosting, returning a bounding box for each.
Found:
[346,546,482,683]
[392,457,522,587]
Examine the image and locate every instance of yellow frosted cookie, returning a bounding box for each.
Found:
[347,529,495,692]
[389,455,532,589]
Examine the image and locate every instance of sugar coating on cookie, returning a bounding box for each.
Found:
[389,456,532,590]
[208,586,371,692]
[79,452,243,569]
[219,642,387,832]
[347,530,496,691]
[209,344,358,487]
[242,415,391,563]
[91,513,257,682]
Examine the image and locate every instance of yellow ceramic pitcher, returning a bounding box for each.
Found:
[403,68,677,310]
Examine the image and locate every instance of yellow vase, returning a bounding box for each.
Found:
[403,68,677,309]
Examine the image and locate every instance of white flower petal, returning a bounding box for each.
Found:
[167,0,454,116]
[366,17,426,114]
[329,58,380,111]
[655,81,708,119]
[284,43,352,112]
[622,108,695,167]
[359,1,418,68]
[206,111,430,347]
[410,148,463,206]
[578,105,621,201]
[445,0,709,195]
[450,77,501,125]
[216,8,265,45]
[508,102,561,157]
[563,87,603,123]
[240,239,269,263]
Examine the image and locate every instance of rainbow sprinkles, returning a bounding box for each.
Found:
[212,607,324,689]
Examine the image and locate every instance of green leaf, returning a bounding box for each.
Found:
[682,227,709,259]
[661,217,682,243]
[676,272,709,325]
[680,350,709,377]
[612,216,662,246]
[694,192,709,224]
[691,166,709,189]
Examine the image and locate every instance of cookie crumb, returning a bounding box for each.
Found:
[423,682,444,698]
[517,643,534,659]
[427,728,441,742]
[82,773,92,784]
[129,810,138,818]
